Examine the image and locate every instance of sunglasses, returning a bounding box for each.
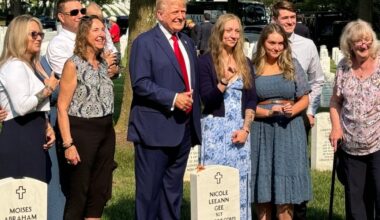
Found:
[30,31,45,40]
[62,8,86,16]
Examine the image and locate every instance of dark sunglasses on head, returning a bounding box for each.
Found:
[30,31,45,40]
[63,8,86,16]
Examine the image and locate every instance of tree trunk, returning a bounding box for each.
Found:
[10,0,22,17]
[114,0,156,143]
[358,0,372,22]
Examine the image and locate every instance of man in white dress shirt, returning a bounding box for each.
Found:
[46,0,118,78]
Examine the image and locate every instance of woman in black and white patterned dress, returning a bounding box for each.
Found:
[57,15,115,220]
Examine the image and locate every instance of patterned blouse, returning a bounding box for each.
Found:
[334,55,380,155]
[68,55,114,118]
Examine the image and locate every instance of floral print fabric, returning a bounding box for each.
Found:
[201,77,251,220]
[334,56,380,155]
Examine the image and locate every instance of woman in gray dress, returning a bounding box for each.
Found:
[250,23,312,220]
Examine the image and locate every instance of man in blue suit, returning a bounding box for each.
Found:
[127,0,201,219]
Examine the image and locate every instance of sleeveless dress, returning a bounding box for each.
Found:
[251,68,312,204]
[201,77,251,220]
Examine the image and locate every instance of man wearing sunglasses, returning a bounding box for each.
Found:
[46,0,118,80]
[46,0,86,78]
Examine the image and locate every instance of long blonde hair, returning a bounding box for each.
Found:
[208,13,251,89]
[252,23,294,80]
[0,15,43,67]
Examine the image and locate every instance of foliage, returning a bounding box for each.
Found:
[114,0,156,140]
[92,0,114,6]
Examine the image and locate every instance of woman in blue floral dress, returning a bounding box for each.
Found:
[198,14,257,220]
[251,23,312,220]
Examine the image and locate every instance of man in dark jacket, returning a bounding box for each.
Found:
[197,13,213,55]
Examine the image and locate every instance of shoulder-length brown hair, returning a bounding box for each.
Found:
[0,15,43,67]
[208,13,252,89]
[74,15,104,61]
[252,23,294,80]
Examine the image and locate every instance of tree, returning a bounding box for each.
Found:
[358,0,373,22]
[114,0,156,140]
[10,0,23,16]
[92,0,114,6]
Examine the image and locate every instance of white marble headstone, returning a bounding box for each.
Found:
[320,74,334,108]
[184,145,200,182]
[311,112,334,171]
[190,165,240,220]
[0,177,47,220]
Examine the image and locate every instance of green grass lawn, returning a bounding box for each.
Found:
[102,146,346,220]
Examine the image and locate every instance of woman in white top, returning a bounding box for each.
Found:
[0,15,59,182]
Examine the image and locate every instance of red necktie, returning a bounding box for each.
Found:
[171,34,192,113]
[171,34,191,92]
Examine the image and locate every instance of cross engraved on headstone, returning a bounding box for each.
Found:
[214,172,223,184]
[16,186,26,199]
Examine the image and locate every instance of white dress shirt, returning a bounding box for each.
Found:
[45,28,76,76]
[289,33,325,115]
[0,58,50,121]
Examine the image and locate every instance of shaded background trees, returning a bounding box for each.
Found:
[114,0,156,138]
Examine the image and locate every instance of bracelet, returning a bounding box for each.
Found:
[63,143,74,150]
[63,140,74,149]
[242,128,250,134]
[220,79,228,86]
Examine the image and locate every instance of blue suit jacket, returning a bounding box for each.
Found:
[127,25,202,147]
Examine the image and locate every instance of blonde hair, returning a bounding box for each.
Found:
[340,19,379,66]
[208,13,252,89]
[0,15,43,67]
[74,15,104,61]
[252,23,294,80]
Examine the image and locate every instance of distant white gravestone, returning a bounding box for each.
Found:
[190,165,240,220]
[0,177,47,220]
[184,145,200,182]
[311,112,334,171]
[320,74,334,108]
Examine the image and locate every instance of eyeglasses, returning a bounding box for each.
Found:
[30,31,45,40]
[353,39,372,47]
[62,8,86,16]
